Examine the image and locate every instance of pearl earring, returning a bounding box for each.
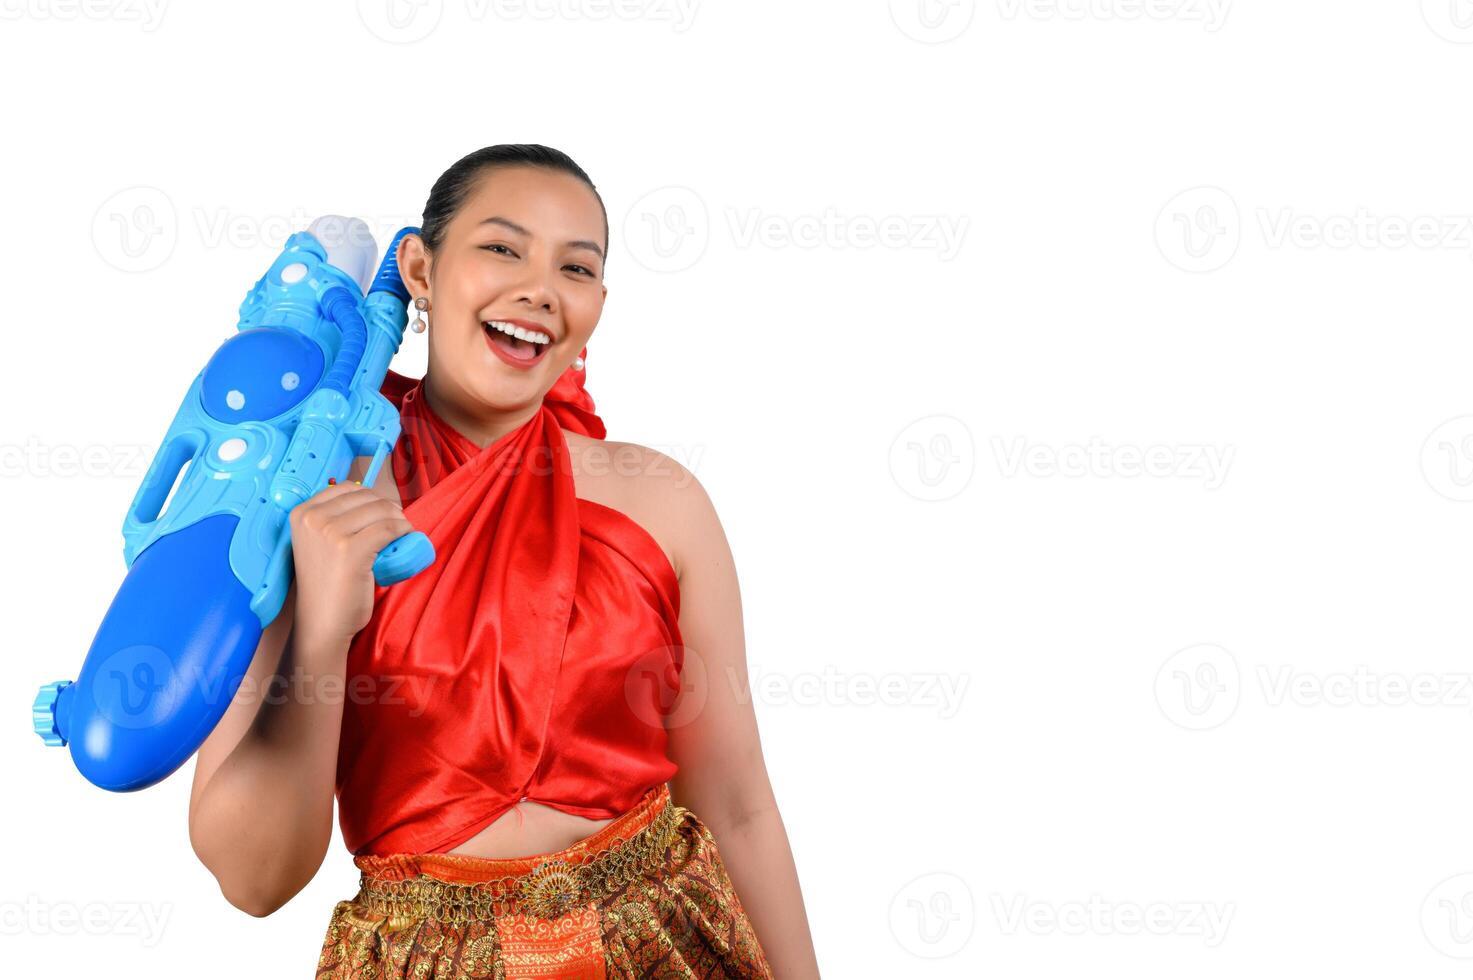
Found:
[410,297,428,334]
[572,355,585,371]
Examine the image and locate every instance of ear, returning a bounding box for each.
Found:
[397,233,432,300]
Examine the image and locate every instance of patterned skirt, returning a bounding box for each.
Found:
[316,783,773,979]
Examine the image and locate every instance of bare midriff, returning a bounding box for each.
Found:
[444,800,618,858]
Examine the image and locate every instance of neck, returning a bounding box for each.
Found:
[422,373,541,450]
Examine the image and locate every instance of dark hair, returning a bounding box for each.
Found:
[419,144,608,270]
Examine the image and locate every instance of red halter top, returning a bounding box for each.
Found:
[334,361,684,857]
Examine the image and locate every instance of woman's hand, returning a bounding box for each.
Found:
[288,480,416,649]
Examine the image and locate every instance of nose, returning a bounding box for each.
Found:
[507,263,558,315]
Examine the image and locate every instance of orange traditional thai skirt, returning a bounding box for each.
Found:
[316,783,773,979]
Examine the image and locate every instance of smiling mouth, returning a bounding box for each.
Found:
[482,320,552,362]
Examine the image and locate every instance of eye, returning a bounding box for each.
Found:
[566,264,595,277]
[481,243,516,256]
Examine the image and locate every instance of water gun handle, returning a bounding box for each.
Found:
[375,533,434,585]
[356,436,433,585]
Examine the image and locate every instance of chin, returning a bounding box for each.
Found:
[472,364,543,402]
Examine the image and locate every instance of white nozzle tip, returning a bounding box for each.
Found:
[307,215,377,295]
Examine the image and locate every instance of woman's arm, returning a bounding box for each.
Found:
[649,453,822,979]
[187,578,353,916]
[188,455,386,916]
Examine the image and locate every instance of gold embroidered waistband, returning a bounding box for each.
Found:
[352,798,685,922]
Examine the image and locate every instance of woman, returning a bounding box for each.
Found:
[187,144,821,978]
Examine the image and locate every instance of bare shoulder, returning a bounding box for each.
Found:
[563,432,718,583]
[346,455,402,508]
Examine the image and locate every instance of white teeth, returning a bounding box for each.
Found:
[484,320,551,345]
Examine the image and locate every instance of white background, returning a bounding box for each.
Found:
[4,1,1473,977]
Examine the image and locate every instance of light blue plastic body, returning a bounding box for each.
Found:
[32,225,436,792]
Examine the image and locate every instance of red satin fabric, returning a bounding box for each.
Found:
[335,363,684,857]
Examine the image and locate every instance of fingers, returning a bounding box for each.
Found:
[350,516,419,552]
[291,481,406,538]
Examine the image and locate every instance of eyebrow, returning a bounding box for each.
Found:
[477,216,604,260]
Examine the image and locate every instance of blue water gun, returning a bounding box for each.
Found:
[32,216,435,791]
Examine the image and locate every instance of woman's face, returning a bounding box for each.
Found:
[400,165,608,416]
